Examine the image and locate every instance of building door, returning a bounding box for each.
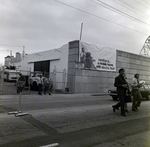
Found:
[34,61,50,73]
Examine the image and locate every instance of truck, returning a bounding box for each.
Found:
[28,72,43,90]
[4,69,21,82]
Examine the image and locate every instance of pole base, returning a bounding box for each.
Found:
[15,112,28,117]
[8,111,21,115]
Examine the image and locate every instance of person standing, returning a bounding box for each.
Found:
[43,75,48,95]
[112,68,129,117]
[123,75,131,113]
[131,73,142,111]
[49,79,53,95]
[38,75,43,95]
[43,74,52,95]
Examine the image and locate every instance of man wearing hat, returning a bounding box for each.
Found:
[131,73,143,111]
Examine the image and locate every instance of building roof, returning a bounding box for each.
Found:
[5,56,11,58]
[27,44,67,63]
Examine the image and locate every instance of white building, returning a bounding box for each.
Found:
[14,44,68,74]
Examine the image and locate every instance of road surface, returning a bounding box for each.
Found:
[0,94,150,147]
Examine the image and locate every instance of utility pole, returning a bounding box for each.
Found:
[79,23,84,63]
[0,65,4,94]
[80,23,83,41]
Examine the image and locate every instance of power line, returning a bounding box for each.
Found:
[0,44,25,57]
[93,0,150,27]
[112,0,150,20]
[143,0,150,5]
[118,0,150,18]
[54,0,149,36]
[133,0,150,9]
[0,44,23,47]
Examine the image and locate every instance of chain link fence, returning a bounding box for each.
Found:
[0,66,71,95]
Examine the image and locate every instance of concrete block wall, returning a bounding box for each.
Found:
[117,50,150,84]
[74,69,116,93]
[67,40,79,93]
[67,40,150,93]
[74,50,150,93]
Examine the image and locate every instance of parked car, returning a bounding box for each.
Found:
[108,89,119,101]
[139,84,150,100]
[108,84,150,100]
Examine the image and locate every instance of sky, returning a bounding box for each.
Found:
[0,0,150,65]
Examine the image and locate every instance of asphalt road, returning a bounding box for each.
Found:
[0,94,150,147]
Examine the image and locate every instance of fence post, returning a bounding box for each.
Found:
[0,65,4,95]
[63,68,66,92]
[28,67,31,93]
[52,66,56,93]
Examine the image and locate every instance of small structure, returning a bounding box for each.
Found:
[5,52,21,67]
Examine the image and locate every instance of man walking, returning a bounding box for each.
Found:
[112,68,129,117]
[131,73,143,111]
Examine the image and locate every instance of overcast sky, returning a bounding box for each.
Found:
[0,0,150,65]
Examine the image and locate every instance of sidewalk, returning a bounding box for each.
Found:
[0,92,109,99]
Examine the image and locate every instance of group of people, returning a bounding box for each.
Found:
[112,68,143,117]
[37,74,53,95]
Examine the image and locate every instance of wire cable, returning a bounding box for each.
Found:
[54,0,149,36]
[94,0,150,27]
[112,0,150,20]
[143,0,150,5]
[118,0,150,17]
[0,44,23,47]
[133,0,150,9]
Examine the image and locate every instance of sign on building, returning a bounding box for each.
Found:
[80,42,116,71]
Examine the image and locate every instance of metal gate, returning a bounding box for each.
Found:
[0,66,69,95]
[50,68,68,93]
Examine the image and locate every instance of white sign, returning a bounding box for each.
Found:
[80,42,116,71]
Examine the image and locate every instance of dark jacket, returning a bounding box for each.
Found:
[114,75,127,95]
